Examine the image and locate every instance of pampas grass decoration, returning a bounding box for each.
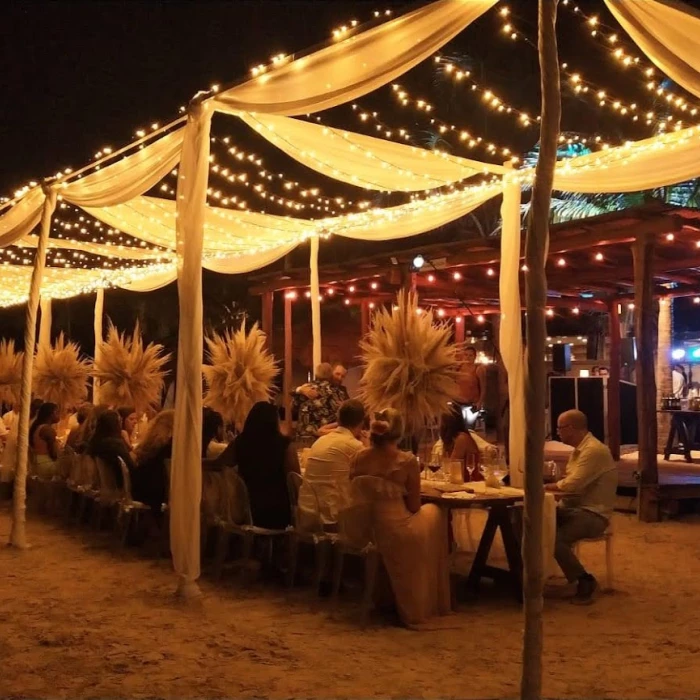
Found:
[33,333,91,411]
[359,290,461,434]
[0,339,23,407]
[203,322,278,429]
[94,320,170,414]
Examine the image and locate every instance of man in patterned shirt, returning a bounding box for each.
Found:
[294,363,339,440]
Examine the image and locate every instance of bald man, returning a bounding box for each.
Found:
[546,409,617,604]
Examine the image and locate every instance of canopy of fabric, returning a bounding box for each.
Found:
[235,111,505,191]
[212,0,497,116]
[605,0,700,100]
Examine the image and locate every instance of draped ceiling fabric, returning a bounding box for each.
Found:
[0,188,44,247]
[60,128,184,208]
[550,124,700,194]
[17,234,171,261]
[237,112,505,191]
[605,0,700,100]
[212,0,497,116]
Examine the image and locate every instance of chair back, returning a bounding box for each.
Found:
[79,454,98,489]
[337,476,387,549]
[287,472,302,522]
[118,457,134,504]
[58,445,76,481]
[95,457,123,501]
[227,470,254,526]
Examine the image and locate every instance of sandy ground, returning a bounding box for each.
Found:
[2,504,700,699]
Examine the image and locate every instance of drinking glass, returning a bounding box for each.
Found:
[465,453,477,482]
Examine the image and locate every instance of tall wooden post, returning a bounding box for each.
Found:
[656,297,673,454]
[283,294,293,435]
[633,235,659,522]
[454,316,465,344]
[521,1,561,698]
[262,291,274,347]
[360,300,370,338]
[607,299,621,461]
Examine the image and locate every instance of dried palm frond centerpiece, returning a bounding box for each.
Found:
[94,321,170,414]
[203,322,278,430]
[33,333,91,411]
[359,291,461,435]
[0,339,23,408]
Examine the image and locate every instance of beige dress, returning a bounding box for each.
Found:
[349,448,451,628]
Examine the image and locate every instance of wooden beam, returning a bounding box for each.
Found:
[607,299,621,461]
[360,300,370,338]
[261,291,274,346]
[283,294,293,436]
[454,316,465,343]
[633,235,660,522]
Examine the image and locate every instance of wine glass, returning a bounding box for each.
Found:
[465,453,477,482]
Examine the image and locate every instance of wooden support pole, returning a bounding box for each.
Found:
[284,295,293,436]
[633,235,660,522]
[656,298,673,454]
[607,299,621,461]
[261,291,274,346]
[454,317,465,344]
[360,300,370,338]
[521,1,560,698]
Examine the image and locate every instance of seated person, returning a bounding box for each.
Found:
[118,406,138,451]
[87,409,136,489]
[299,399,365,528]
[132,410,175,513]
[432,406,483,479]
[202,407,227,458]
[66,403,93,452]
[232,401,301,529]
[546,409,618,605]
[30,402,61,479]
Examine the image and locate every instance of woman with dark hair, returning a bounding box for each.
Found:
[202,407,225,458]
[118,406,137,450]
[439,405,482,480]
[349,408,451,628]
[234,401,300,529]
[133,409,175,512]
[30,402,60,479]
[87,409,135,488]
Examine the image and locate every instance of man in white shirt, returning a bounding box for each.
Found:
[298,399,366,528]
[546,409,618,604]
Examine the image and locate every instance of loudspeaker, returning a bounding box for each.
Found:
[549,377,576,439]
[621,337,637,366]
[552,344,571,373]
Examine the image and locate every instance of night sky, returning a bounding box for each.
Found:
[2,0,700,346]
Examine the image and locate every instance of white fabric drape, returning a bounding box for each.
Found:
[10,187,57,548]
[117,267,177,293]
[322,183,502,240]
[60,128,184,208]
[170,100,213,598]
[499,167,525,489]
[605,0,700,99]
[550,124,700,194]
[38,297,52,351]
[17,234,171,261]
[93,288,104,404]
[0,188,44,247]
[310,236,321,371]
[237,112,505,192]
[213,0,496,117]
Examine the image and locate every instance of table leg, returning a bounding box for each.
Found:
[678,418,693,462]
[664,418,677,461]
[498,509,523,602]
[465,509,499,593]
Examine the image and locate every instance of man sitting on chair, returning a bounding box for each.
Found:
[546,409,617,605]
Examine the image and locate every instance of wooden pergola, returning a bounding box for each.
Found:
[250,203,700,521]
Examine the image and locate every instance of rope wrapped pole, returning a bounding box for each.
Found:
[310,235,322,373]
[93,287,105,404]
[521,1,561,698]
[10,184,58,549]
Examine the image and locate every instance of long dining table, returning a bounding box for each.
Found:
[421,480,557,603]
